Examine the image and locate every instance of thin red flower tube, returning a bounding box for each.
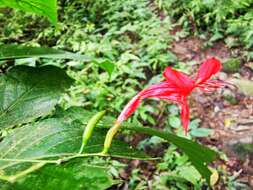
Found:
[102,57,225,154]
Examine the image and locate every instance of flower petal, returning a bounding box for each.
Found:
[116,81,182,123]
[141,81,182,97]
[117,94,142,123]
[180,99,190,135]
[195,57,221,84]
[163,67,194,93]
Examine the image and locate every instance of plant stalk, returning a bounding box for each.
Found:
[101,121,121,154]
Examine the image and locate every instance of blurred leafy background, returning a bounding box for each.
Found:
[0,0,252,189]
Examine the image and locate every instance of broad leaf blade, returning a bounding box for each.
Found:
[0,44,90,61]
[0,65,73,129]
[0,118,148,176]
[0,159,116,190]
[0,0,57,25]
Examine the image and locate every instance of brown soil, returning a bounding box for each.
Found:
[171,35,253,188]
[171,37,231,62]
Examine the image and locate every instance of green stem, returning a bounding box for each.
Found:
[0,152,155,166]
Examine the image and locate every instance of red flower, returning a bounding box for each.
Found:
[116,57,225,134]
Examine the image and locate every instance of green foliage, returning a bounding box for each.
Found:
[0,117,147,174]
[93,59,115,78]
[0,0,176,120]
[0,0,57,25]
[58,107,217,183]
[0,112,147,188]
[46,0,176,121]
[163,0,253,51]
[2,159,116,190]
[0,62,216,187]
[0,65,72,129]
[129,125,217,183]
[0,104,217,186]
[166,110,213,138]
[0,0,227,189]
[154,146,205,189]
[0,44,114,75]
[189,119,213,138]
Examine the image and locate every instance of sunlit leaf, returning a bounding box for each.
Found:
[0,0,57,25]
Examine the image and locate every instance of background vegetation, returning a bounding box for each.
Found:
[0,0,252,189]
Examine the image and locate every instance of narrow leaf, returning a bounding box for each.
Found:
[0,44,90,61]
[127,126,217,183]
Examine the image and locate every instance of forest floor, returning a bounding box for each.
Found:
[171,34,253,188]
[107,3,253,188]
[115,35,253,189]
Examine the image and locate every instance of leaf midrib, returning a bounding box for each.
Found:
[0,83,37,120]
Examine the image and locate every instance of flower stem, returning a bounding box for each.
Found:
[101,122,121,154]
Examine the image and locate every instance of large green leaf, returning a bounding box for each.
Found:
[0,0,57,25]
[0,117,147,176]
[0,65,73,129]
[55,107,217,183]
[1,159,116,190]
[0,44,90,61]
